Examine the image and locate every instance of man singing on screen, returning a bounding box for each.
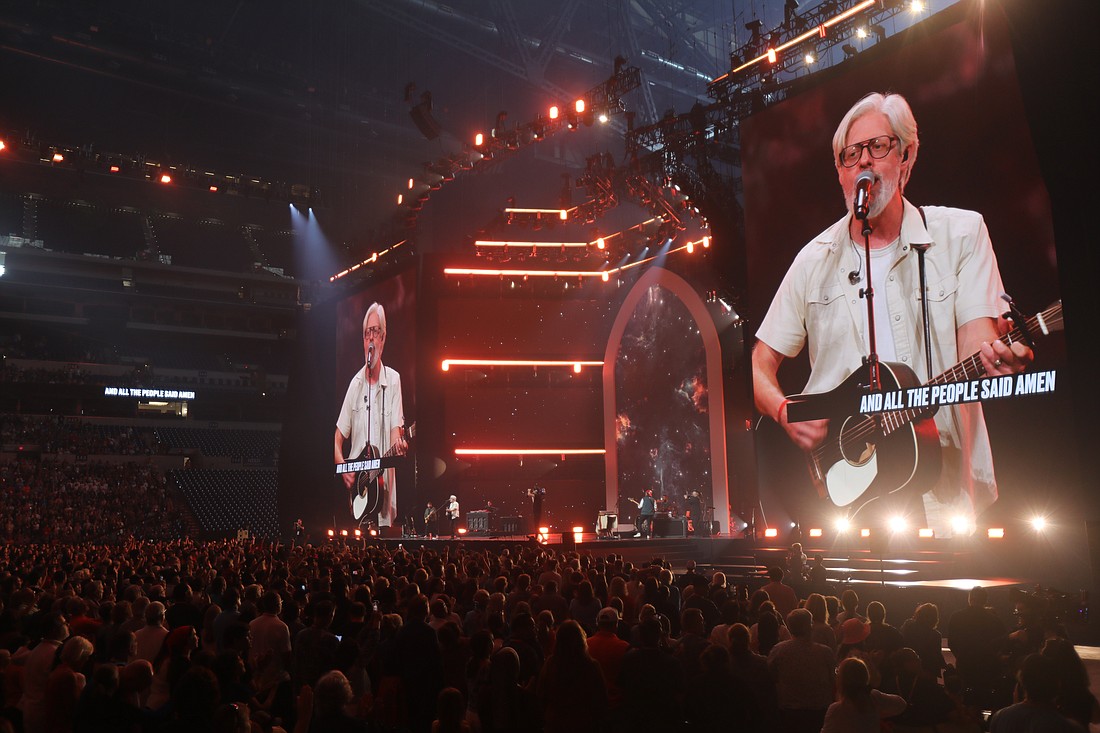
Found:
[335,302,407,528]
[752,92,1032,535]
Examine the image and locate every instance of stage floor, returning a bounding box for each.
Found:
[364,533,1026,591]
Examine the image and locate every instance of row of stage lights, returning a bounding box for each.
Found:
[762,514,1052,541]
[734,0,926,72]
[0,134,316,203]
[325,526,581,545]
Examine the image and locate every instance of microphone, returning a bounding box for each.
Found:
[854,170,875,220]
[367,343,375,370]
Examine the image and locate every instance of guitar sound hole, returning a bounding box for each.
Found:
[839,416,878,467]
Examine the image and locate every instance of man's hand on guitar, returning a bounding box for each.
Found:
[341,469,355,490]
[980,340,1033,377]
[780,400,830,452]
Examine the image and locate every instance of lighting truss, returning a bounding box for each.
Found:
[708,0,911,102]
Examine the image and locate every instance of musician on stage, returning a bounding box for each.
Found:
[444,494,460,538]
[633,489,656,538]
[752,92,1033,535]
[423,501,437,538]
[527,485,545,534]
[334,302,407,528]
[684,490,703,535]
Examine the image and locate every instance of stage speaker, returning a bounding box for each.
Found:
[654,515,687,538]
[379,525,402,538]
[409,101,441,140]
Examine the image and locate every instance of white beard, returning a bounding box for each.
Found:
[845,171,899,219]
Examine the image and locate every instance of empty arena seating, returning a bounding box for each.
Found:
[154,426,279,461]
[170,468,279,537]
[34,198,146,259]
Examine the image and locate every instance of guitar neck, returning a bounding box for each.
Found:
[882,301,1062,435]
[929,303,1063,387]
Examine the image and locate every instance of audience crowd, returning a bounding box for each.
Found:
[0,536,1091,733]
[0,459,184,543]
[1,416,152,456]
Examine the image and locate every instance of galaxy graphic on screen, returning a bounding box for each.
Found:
[615,284,711,517]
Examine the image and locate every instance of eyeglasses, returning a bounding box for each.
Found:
[838,135,898,168]
[364,326,383,338]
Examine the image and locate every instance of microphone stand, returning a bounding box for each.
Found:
[857,213,881,391]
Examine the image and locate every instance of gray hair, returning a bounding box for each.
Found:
[363,302,387,336]
[832,92,919,191]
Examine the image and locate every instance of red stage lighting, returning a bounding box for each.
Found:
[52,152,64,163]
[549,105,560,120]
[763,527,778,538]
[987,527,1005,539]
[0,139,5,152]
[767,48,777,63]
[160,174,172,184]
[109,165,120,173]
[209,185,218,193]
[808,528,823,538]
[575,99,586,114]
[474,133,484,147]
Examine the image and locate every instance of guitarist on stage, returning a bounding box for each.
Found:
[752,92,1033,535]
[335,302,407,528]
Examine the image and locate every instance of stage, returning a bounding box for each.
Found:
[344,532,1025,590]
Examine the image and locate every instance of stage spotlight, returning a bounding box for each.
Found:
[474,133,484,147]
[573,363,582,373]
[160,174,172,184]
[209,185,218,193]
[860,528,871,538]
[559,209,568,221]
[408,178,415,190]
[397,194,404,205]
[988,527,1005,539]
[575,99,586,114]
[910,0,924,11]
[888,516,907,534]
[687,241,694,254]
[808,528,823,538]
[109,165,120,173]
[52,152,64,163]
[856,27,868,39]
[805,53,816,65]
[458,527,468,535]
[951,515,973,535]
[340,529,348,537]
[918,528,935,538]
[327,529,335,538]
[0,139,5,152]
[835,517,851,533]
[369,528,378,537]
[549,105,560,120]
[1030,516,1047,532]
[354,528,362,538]
[598,113,609,124]
[842,43,858,58]
[596,237,606,250]
[764,527,779,538]
[767,48,777,64]
[702,236,710,248]
[601,272,609,282]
